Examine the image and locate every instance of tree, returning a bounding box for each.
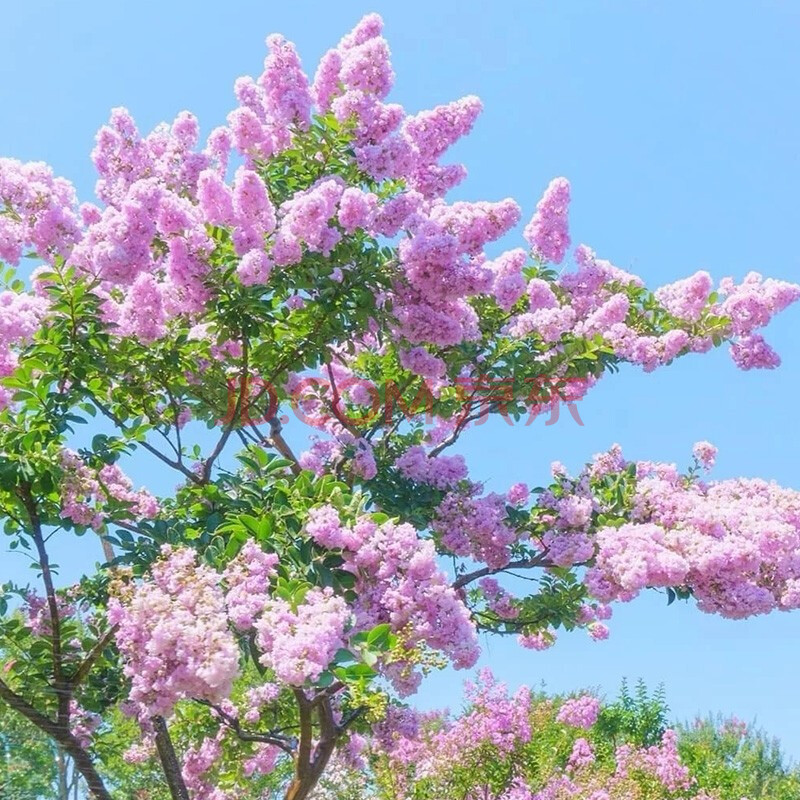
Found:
[306,675,800,800]
[678,715,800,800]
[1,11,799,800]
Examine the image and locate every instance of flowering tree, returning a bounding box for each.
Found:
[307,674,800,800]
[1,12,799,800]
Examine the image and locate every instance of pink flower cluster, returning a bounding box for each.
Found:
[567,738,596,772]
[479,577,519,620]
[24,590,77,637]
[223,541,279,630]
[272,177,345,265]
[426,669,532,765]
[69,700,102,749]
[242,743,281,778]
[58,449,160,529]
[0,158,81,265]
[720,271,800,336]
[109,546,240,722]
[692,440,718,470]
[523,177,571,264]
[126,540,347,689]
[314,14,482,198]
[585,450,800,619]
[394,445,467,489]
[254,587,350,685]
[556,695,601,729]
[372,670,530,780]
[720,716,748,738]
[518,629,557,651]
[70,110,221,339]
[227,33,311,163]
[615,729,691,792]
[509,729,691,799]
[181,732,229,800]
[433,487,517,569]
[305,505,479,692]
[297,417,378,481]
[0,290,49,408]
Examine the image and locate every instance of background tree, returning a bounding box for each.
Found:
[307,676,800,800]
[678,715,800,800]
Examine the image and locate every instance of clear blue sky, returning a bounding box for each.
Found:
[2,0,800,755]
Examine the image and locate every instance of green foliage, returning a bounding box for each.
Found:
[0,699,58,800]
[336,682,799,800]
[595,678,670,748]
[678,716,800,800]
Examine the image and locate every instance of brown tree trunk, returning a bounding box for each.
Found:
[153,715,190,800]
[284,694,339,800]
[0,679,112,800]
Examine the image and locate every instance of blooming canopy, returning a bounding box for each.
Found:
[0,12,799,800]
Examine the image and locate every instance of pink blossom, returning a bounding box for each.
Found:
[254,587,349,685]
[692,440,718,470]
[518,629,556,651]
[556,695,600,729]
[567,737,596,771]
[507,482,530,506]
[110,546,240,722]
[730,333,781,369]
[259,34,312,132]
[523,178,571,264]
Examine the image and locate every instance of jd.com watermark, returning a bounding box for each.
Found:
[219,374,585,429]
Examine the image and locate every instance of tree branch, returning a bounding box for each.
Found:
[452,553,553,590]
[429,400,499,457]
[202,338,249,482]
[325,362,361,438]
[153,715,190,800]
[17,483,70,727]
[194,699,296,755]
[284,693,341,800]
[86,390,200,485]
[68,626,117,688]
[265,415,302,475]
[0,678,111,800]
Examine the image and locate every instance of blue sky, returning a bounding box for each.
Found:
[2,0,800,756]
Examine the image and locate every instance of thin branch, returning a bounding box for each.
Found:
[163,385,185,460]
[97,534,115,564]
[17,484,69,726]
[325,362,361,438]
[195,699,296,755]
[294,689,313,777]
[202,338,249,482]
[265,416,302,475]
[69,626,117,688]
[429,400,499,458]
[336,706,365,733]
[86,390,200,484]
[452,553,553,590]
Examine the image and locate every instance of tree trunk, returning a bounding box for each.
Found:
[0,679,112,800]
[153,715,190,800]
